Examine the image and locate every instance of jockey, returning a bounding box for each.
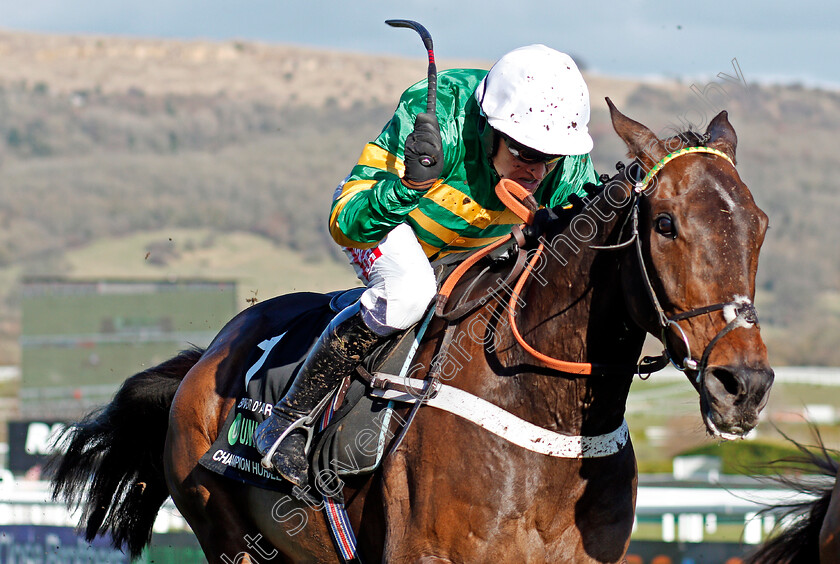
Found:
[255,44,599,486]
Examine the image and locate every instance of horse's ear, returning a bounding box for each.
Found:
[705,110,737,165]
[607,97,665,164]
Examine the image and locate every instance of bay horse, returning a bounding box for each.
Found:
[745,429,840,564]
[50,101,774,563]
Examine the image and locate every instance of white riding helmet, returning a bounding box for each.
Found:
[475,44,593,156]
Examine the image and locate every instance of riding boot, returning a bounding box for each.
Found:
[253,301,383,486]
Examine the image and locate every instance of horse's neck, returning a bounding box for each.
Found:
[489,200,644,435]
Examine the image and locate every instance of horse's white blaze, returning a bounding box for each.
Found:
[716,183,737,212]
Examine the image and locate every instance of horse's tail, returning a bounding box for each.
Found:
[744,426,839,564]
[48,346,204,560]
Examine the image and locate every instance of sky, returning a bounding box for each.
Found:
[1,0,838,88]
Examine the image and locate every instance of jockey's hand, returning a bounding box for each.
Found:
[523,206,559,247]
[522,197,585,247]
[566,193,586,213]
[402,112,443,191]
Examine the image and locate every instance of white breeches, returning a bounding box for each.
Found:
[343,222,438,336]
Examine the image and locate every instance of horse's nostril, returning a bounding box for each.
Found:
[708,367,741,398]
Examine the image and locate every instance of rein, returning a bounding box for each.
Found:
[508,146,758,378]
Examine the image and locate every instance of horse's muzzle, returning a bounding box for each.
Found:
[700,364,775,439]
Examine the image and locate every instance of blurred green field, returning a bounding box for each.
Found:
[23,281,236,335]
[632,520,748,543]
[24,342,199,389]
[0,228,362,325]
[3,229,362,419]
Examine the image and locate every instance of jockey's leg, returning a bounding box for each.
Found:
[254,222,436,486]
[254,300,382,486]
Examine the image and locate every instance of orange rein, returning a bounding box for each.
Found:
[494,178,538,225]
[487,178,592,374]
[504,147,737,375]
[508,243,594,375]
[432,179,594,373]
[434,178,594,374]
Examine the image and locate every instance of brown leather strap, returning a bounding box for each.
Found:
[334,375,353,408]
[439,227,529,321]
[434,179,537,319]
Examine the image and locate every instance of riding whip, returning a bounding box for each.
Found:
[385,19,438,167]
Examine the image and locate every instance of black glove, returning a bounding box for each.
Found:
[522,206,560,247]
[401,112,443,191]
[566,193,586,212]
[522,197,585,247]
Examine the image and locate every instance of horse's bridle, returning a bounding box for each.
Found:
[619,149,759,380]
[508,146,760,380]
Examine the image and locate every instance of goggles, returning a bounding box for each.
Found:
[501,133,564,165]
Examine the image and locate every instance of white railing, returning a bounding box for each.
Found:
[653,365,840,386]
[0,477,191,533]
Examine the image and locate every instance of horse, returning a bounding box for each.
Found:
[49,100,774,563]
[745,429,840,564]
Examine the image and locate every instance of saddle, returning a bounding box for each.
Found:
[198,287,433,494]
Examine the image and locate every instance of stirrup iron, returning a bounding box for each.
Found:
[259,392,336,470]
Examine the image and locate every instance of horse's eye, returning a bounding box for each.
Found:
[655,214,677,238]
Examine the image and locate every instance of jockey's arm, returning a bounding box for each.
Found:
[329,81,446,250]
[329,147,425,249]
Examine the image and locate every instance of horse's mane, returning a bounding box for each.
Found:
[665,128,710,148]
[618,127,710,160]
[745,426,840,564]
[536,126,710,243]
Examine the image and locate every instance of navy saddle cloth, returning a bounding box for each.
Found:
[198,287,417,494]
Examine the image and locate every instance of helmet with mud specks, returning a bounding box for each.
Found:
[475,45,593,156]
